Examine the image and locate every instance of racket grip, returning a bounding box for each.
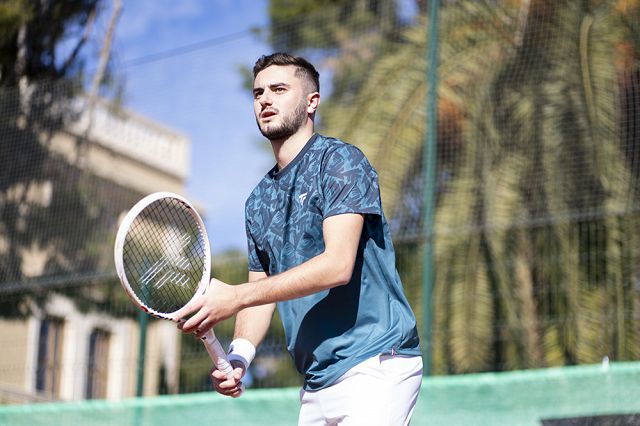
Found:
[201,329,234,378]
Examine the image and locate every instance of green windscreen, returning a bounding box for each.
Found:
[1,363,639,426]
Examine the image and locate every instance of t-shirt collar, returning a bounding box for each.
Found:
[269,133,319,180]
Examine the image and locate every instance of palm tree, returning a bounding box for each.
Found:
[319,0,640,373]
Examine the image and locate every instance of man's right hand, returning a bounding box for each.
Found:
[211,360,245,398]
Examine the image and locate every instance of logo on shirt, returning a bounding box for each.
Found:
[298,192,308,205]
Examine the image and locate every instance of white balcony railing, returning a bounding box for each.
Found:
[67,98,190,180]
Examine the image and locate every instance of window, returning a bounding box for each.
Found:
[86,328,110,399]
[35,317,65,397]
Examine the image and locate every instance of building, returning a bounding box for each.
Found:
[0,94,191,403]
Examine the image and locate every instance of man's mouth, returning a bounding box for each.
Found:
[261,109,277,119]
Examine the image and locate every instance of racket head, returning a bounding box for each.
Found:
[114,192,211,319]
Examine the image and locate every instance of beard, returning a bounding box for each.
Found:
[256,99,308,141]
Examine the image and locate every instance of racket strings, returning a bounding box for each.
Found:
[122,198,207,314]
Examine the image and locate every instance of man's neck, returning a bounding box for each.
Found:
[270,126,315,171]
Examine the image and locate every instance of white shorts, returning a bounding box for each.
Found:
[298,354,423,426]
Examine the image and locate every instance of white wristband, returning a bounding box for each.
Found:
[228,338,256,370]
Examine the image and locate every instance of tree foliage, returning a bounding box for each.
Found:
[0,0,100,86]
[0,0,123,317]
[268,0,399,51]
[266,0,640,374]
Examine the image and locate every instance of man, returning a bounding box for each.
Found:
[174,52,422,425]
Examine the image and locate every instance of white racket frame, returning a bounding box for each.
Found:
[114,191,235,380]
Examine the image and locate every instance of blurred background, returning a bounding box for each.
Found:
[1,0,640,424]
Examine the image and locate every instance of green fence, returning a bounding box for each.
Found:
[1,362,639,426]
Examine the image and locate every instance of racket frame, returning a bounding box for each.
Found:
[114,191,211,319]
[114,191,236,382]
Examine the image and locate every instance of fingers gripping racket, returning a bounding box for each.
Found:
[114,192,234,381]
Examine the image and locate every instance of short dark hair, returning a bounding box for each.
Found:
[253,52,320,93]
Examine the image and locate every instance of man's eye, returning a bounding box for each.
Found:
[274,87,285,93]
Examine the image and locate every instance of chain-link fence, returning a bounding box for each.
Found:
[1,0,639,403]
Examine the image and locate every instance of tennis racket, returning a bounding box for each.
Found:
[114,191,234,381]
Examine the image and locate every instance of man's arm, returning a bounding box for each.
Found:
[234,271,276,347]
[237,212,364,304]
[209,271,274,398]
[174,213,364,334]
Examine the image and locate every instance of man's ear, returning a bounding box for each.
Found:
[307,92,320,114]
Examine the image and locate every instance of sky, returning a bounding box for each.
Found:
[108,0,274,254]
[95,0,419,255]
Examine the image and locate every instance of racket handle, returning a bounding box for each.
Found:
[201,329,234,378]
[201,329,245,395]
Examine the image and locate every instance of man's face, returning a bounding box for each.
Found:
[253,65,310,141]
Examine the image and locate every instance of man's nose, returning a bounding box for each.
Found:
[259,92,272,106]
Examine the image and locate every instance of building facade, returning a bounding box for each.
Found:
[0,96,191,403]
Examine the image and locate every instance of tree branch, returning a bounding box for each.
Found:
[59,2,98,75]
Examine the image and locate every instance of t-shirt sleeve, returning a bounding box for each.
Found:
[245,205,265,272]
[321,144,382,219]
[246,231,264,272]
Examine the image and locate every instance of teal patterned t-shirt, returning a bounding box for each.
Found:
[245,133,421,390]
